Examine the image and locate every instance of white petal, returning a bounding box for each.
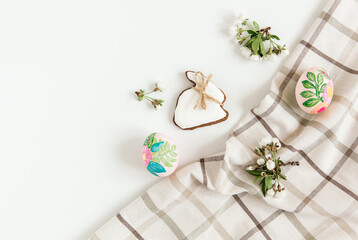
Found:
[229,26,237,36]
[246,166,254,171]
[275,189,287,199]
[268,54,278,62]
[240,47,252,58]
[263,40,271,52]
[272,137,281,149]
[267,188,275,197]
[237,12,245,20]
[266,160,275,170]
[250,55,260,62]
[257,158,265,165]
[259,137,272,146]
[156,81,167,91]
[233,19,243,26]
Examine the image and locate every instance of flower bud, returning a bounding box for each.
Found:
[267,188,275,197]
[259,137,272,147]
[257,158,265,166]
[246,165,255,171]
[240,47,252,58]
[275,188,286,199]
[250,54,260,62]
[155,82,167,92]
[272,138,281,150]
[266,160,275,170]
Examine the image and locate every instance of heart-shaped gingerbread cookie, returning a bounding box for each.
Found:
[173,71,229,130]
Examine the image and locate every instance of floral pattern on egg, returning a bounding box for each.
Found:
[142,133,179,177]
[295,67,334,114]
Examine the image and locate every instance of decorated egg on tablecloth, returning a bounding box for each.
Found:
[142,132,179,177]
[295,67,334,114]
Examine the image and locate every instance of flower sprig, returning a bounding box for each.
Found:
[229,14,289,62]
[246,137,299,198]
[135,82,166,110]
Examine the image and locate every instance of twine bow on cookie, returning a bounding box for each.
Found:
[191,71,223,110]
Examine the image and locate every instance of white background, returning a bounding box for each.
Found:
[0,0,326,239]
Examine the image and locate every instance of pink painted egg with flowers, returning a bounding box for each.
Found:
[295,67,334,114]
[142,132,179,177]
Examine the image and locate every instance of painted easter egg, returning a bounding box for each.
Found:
[142,132,179,177]
[295,67,334,114]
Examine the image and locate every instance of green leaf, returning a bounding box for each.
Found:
[279,173,287,180]
[259,37,267,57]
[317,73,323,86]
[152,157,160,163]
[161,158,173,167]
[302,80,315,89]
[303,98,320,107]
[171,145,176,151]
[253,21,260,30]
[169,151,178,157]
[164,142,169,151]
[144,133,155,147]
[246,170,262,176]
[166,156,177,162]
[320,83,327,93]
[254,175,263,183]
[271,35,280,40]
[252,37,260,55]
[265,176,272,190]
[306,72,315,82]
[244,36,256,47]
[247,30,257,35]
[300,90,315,98]
[261,179,266,196]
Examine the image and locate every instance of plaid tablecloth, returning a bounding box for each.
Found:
[90,0,358,239]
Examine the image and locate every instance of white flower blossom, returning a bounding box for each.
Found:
[155,81,167,91]
[266,160,275,170]
[233,19,243,26]
[282,49,289,56]
[257,158,265,166]
[267,188,275,197]
[235,12,245,21]
[268,54,278,62]
[265,153,272,160]
[246,165,255,171]
[263,40,271,52]
[259,137,272,147]
[240,47,252,58]
[250,54,260,62]
[229,26,237,37]
[155,104,163,110]
[241,31,249,38]
[272,138,281,149]
[275,188,287,199]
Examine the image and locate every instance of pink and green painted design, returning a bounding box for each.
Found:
[142,133,178,177]
[295,67,334,114]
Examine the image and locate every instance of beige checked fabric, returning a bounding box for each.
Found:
[90,0,358,239]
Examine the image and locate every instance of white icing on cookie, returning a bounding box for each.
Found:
[174,71,228,130]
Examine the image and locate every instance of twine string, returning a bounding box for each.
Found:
[191,71,223,110]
